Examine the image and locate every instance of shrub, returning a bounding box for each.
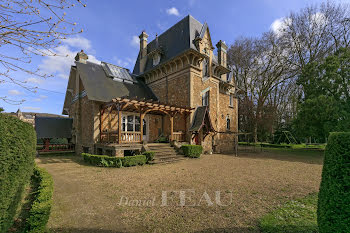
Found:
[181,145,203,158]
[317,132,350,233]
[121,155,147,167]
[83,153,147,167]
[25,166,53,233]
[143,151,155,163]
[82,153,120,167]
[0,114,36,232]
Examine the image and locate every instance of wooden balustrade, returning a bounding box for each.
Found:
[100,131,118,143]
[173,132,186,142]
[121,132,141,143]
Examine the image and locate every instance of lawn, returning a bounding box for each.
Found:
[36,150,323,233]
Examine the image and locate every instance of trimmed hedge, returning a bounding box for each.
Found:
[144,151,155,163]
[181,145,203,158]
[317,132,350,233]
[83,153,146,167]
[0,114,36,232]
[122,155,146,167]
[25,166,53,233]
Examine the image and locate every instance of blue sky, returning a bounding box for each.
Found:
[1,0,348,115]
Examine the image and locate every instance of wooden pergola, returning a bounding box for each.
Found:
[99,97,193,144]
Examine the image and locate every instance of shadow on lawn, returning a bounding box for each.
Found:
[36,155,85,165]
[236,149,324,165]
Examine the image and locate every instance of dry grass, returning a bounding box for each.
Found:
[36,150,323,233]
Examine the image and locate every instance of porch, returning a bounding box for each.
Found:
[98,97,193,145]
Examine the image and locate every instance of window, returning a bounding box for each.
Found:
[202,90,209,106]
[229,94,234,107]
[226,116,231,131]
[153,53,161,66]
[202,58,209,77]
[122,114,142,132]
[127,115,134,132]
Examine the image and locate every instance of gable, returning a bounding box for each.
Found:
[133,15,205,75]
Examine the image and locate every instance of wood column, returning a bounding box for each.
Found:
[118,104,121,144]
[140,111,144,142]
[170,115,174,142]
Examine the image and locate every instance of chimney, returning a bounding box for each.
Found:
[138,31,149,73]
[75,50,88,64]
[216,40,228,67]
[139,31,148,59]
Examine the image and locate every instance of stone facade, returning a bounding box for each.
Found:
[64,15,238,156]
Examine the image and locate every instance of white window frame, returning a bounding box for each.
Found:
[122,113,141,132]
[229,94,234,107]
[201,88,210,107]
[202,58,209,79]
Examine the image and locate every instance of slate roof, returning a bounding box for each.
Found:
[189,106,215,132]
[62,61,158,114]
[78,62,157,102]
[35,117,73,139]
[133,15,206,75]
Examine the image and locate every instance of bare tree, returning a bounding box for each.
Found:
[278,1,350,73]
[0,0,86,104]
[228,1,350,142]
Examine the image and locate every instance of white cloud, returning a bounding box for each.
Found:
[38,36,100,81]
[33,95,48,102]
[270,17,292,36]
[62,36,92,50]
[25,77,43,84]
[130,35,139,48]
[23,106,40,111]
[166,7,180,16]
[8,89,22,96]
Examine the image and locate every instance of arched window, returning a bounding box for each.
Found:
[226,116,230,131]
[202,58,209,77]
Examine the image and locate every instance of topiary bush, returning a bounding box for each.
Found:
[143,151,155,163]
[121,155,147,167]
[0,114,36,232]
[317,132,350,233]
[181,145,203,158]
[25,166,53,233]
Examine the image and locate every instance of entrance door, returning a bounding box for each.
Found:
[142,117,149,142]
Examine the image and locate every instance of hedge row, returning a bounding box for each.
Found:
[0,114,36,232]
[25,166,53,233]
[82,153,147,167]
[318,132,350,233]
[181,145,203,158]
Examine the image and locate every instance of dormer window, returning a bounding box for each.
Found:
[153,53,161,66]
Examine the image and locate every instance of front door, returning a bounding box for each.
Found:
[142,117,149,142]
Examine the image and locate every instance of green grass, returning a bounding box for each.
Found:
[259,193,318,233]
[239,142,326,151]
